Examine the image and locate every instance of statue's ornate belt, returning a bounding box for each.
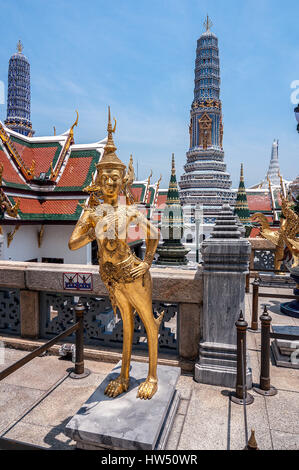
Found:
[100,255,137,285]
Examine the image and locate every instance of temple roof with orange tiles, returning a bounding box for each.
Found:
[0,113,288,245]
[0,117,168,247]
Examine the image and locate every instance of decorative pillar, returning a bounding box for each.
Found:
[195,204,252,388]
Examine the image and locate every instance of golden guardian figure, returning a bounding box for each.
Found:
[69,108,162,399]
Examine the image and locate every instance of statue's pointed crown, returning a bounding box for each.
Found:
[97,107,126,171]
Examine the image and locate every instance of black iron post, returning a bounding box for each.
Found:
[253,305,277,396]
[230,311,254,405]
[70,302,90,379]
[250,276,259,331]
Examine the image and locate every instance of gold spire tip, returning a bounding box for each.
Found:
[171,153,176,175]
[104,106,117,154]
[17,40,23,53]
[204,15,213,32]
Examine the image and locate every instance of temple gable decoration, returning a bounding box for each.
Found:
[198,113,212,150]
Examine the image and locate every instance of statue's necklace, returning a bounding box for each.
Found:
[103,206,127,258]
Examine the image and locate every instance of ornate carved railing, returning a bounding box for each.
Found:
[253,250,275,271]
[40,292,178,353]
[0,288,20,335]
[248,238,287,273]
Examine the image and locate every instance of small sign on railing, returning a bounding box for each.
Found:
[63,273,93,291]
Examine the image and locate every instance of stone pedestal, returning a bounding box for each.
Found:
[65,361,181,450]
[195,205,252,388]
[280,266,299,318]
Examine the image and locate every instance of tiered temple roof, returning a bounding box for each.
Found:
[0,118,169,247]
[0,118,106,223]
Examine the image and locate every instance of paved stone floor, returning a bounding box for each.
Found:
[0,287,298,450]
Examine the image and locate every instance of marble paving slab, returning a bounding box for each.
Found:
[65,361,181,450]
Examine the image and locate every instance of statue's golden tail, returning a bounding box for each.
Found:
[155,310,164,328]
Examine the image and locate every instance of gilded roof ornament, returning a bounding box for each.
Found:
[69,110,79,139]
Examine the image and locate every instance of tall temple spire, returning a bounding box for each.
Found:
[234,163,251,224]
[166,153,181,205]
[252,139,282,189]
[179,18,234,220]
[5,42,34,136]
[266,139,281,186]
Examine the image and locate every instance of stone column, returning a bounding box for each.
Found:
[195,205,252,388]
[20,290,40,339]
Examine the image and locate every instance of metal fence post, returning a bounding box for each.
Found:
[230,311,254,405]
[250,276,259,331]
[244,429,259,450]
[245,273,250,294]
[253,305,277,396]
[70,302,90,379]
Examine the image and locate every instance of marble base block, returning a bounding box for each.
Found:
[195,342,252,388]
[64,361,181,450]
[258,272,296,288]
[271,325,299,369]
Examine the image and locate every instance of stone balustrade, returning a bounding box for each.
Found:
[0,261,203,373]
[0,240,277,376]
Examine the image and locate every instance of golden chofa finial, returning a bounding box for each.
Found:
[17,40,23,53]
[204,15,213,32]
[69,110,79,143]
[71,110,79,132]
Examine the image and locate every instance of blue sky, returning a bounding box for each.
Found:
[0,0,298,188]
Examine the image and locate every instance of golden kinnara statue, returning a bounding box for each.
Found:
[69,108,162,400]
[251,183,299,270]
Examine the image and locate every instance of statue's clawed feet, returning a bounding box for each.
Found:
[104,376,129,398]
[137,377,157,400]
